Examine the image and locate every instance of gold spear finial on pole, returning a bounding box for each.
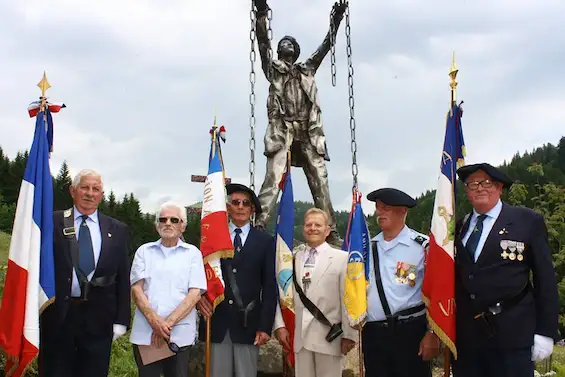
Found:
[37,71,51,111]
[449,51,458,107]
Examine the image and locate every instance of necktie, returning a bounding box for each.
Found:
[78,215,95,276]
[234,228,243,253]
[305,248,317,265]
[466,214,487,261]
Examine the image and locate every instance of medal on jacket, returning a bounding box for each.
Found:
[500,240,509,259]
[507,240,517,260]
[302,271,311,292]
[516,242,525,261]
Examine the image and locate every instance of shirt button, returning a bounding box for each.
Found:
[232,268,237,273]
[229,299,233,305]
[470,294,476,300]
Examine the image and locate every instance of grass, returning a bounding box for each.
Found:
[0,231,9,264]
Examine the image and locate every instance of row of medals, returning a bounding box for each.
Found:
[500,240,525,261]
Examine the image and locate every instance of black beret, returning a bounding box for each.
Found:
[226,183,262,215]
[456,163,513,189]
[366,188,416,208]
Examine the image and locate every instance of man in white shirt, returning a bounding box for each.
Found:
[130,201,207,377]
[274,208,356,377]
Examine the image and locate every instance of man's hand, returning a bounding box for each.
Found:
[531,334,554,361]
[254,331,271,346]
[196,296,213,318]
[147,313,171,340]
[255,0,268,12]
[341,338,356,355]
[274,327,291,352]
[418,332,440,361]
[151,332,165,348]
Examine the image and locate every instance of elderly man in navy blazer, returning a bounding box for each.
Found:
[197,183,278,377]
[452,163,559,377]
[39,169,131,377]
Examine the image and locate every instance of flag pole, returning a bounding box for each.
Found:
[442,51,458,377]
[205,318,211,377]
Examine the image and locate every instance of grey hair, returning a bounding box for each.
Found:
[155,201,187,224]
[72,169,104,190]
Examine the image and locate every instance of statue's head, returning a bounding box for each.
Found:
[277,36,300,63]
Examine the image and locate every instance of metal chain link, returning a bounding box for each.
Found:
[266,7,274,81]
[345,6,358,191]
[249,0,257,192]
[329,9,337,87]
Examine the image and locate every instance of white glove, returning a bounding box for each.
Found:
[531,334,554,361]
[112,324,127,342]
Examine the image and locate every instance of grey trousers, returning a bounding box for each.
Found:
[133,344,190,377]
[210,331,259,377]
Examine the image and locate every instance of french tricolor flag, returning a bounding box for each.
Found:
[199,126,234,310]
[27,101,65,118]
[0,110,56,377]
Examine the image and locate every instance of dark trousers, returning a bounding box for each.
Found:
[133,344,190,377]
[362,315,431,377]
[452,347,534,377]
[39,302,113,377]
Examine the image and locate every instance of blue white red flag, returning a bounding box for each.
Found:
[422,103,465,359]
[0,110,56,377]
[274,160,296,367]
[199,126,234,310]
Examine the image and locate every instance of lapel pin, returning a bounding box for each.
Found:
[498,228,507,235]
[108,233,112,238]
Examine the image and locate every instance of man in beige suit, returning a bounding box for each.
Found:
[274,208,356,377]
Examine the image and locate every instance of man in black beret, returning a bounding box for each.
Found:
[452,163,559,377]
[196,183,278,377]
[362,188,440,377]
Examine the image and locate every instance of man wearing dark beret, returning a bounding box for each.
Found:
[362,188,440,377]
[452,163,559,377]
[196,183,278,377]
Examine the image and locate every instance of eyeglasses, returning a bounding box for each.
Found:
[464,179,494,191]
[168,342,190,354]
[230,199,252,207]
[158,217,182,224]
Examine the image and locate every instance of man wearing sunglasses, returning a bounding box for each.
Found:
[453,163,559,377]
[197,183,278,377]
[130,202,207,377]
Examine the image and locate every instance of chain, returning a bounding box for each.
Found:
[345,6,358,191]
[249,0,257,192]
[266,7,274,81]
[329,9,337,87]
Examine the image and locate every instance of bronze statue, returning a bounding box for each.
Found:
[253,0,347,245]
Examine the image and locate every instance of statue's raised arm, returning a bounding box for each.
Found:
[305,1,348,72]
[255,0,272,80]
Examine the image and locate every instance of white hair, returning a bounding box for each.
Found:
[155,201,187,224]
[72,169,104,190]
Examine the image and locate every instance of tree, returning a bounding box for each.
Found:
[54,161,73,210]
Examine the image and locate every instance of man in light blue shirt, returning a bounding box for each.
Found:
[130,201,207,377]
[362,188,440,377]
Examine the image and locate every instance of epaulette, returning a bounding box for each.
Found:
[411,232,430,249]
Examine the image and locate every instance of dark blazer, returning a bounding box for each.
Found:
[454,203,559,349]
[42,209,131,335]
[198,226,277,344]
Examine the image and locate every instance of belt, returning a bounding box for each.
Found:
[369,303,427,329]
[369,313,426,328]
[474,284,530,319]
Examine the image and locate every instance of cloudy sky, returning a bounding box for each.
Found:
[1,0,564,219]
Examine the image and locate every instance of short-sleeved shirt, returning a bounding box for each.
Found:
[367,226,426,322]
[129,239,207,347]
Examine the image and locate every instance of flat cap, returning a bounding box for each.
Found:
[456,163,513,188]
[226,183,262,214]
[366,188,417,208]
